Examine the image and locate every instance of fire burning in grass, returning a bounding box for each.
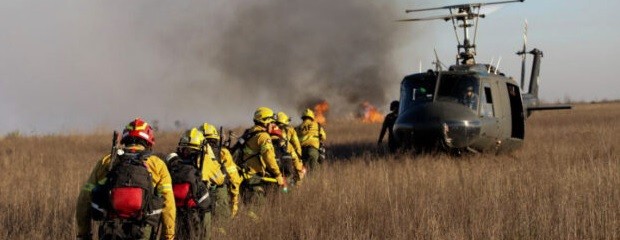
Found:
[310,100,383,124]
[360,101,384,123]
[313,100,329,125]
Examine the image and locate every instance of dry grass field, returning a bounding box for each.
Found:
[0,102,618,239]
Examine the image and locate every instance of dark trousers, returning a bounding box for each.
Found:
[301,146,320,170]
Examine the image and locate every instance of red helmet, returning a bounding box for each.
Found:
[121,118,155,147]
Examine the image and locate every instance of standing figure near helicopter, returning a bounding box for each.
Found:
[378,101,400,153]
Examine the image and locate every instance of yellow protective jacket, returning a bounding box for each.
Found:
[241,125,282,179]
[201,145,227,186]
[276,124,304,173]
[76,146,176,240]
[202,145,242,215]
[297,119,327,149]
[279,123,303,157]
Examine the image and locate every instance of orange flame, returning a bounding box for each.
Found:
[360,101,384,123]
[313,100,329,125]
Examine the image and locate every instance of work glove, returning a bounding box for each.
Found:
[298,167,307,180]
[232,204,239,217]
[276,175,290,193]
[275,175,285,186]
[163,234,175,240]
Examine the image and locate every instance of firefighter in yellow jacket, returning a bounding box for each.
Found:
[167,128,210,240]
[199,123,243,217]
[76,118,176,240]
[297,109,327,170]
[235,107,285,204]
[275,111,306,183]
[168,126,241,240]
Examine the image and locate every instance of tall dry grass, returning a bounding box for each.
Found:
[0,102,618,239]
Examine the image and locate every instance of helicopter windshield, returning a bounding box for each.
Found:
[436,74,480,111]
[399,73,480,113]
[399,73,436,112]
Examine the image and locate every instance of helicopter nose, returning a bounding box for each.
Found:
[394,102,481,148]
[440,119,481,148]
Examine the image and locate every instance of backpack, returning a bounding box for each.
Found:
[272,135,295,180]
[231,129,267,168]
[167,155,211,211]
[91,151,163,226]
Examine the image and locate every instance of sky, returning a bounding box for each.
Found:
[0,0,618,135]
[394,0,620,103]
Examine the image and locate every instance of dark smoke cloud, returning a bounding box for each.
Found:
[0,0,406,135]
[212,0,403,115]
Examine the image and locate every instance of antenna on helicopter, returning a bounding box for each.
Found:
[433,48,448,71]
[517,19,528,89]
[399,0,524,65]
[433,48,442,71]
[488,57,495,73]
[419,60,423,73]
[494,56,502,74]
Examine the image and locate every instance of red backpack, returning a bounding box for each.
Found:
[167,155,211,210]
[91,151,163,224]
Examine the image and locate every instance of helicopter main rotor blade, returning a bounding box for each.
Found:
[397,13,476,22]
[405,0,524,13]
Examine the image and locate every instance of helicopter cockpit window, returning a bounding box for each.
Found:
[480,83,494,117]
[436,75,479,112]
[399,74,436,111]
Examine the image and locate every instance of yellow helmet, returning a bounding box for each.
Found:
[199,122,220,140]
[276,112,290,125]
[254,107,275,125]
[178,128,205,150]
[302,108,315,120]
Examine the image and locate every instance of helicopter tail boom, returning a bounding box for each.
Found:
[527,105,572,111]
[527,48,542,98]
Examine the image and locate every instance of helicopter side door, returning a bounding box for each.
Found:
[475,80,502,151]
[494,82,526,153]
[477,78,510,151]
[506,83,525,139]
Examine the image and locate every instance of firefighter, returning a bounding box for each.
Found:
[275,111,306,184]
[297,109,327,170]
[378,100,399,153]
[167,128,211,240]
[267,122,296,188]
[234,107,285,205]
[76,118,176,240]
[199,123,243,218]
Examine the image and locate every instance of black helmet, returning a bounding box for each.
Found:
[390,101,400,112]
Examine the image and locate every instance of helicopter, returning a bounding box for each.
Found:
[392,0,571,154]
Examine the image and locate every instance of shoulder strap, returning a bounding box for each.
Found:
[235,129,267,167]
[110,150,151,170]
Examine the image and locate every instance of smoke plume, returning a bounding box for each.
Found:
[211,0,402,116]
[0,0,404,134]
